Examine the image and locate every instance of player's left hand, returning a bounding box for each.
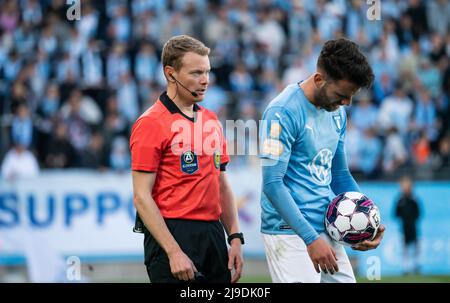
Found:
[228,240,243,283]
[351,225,386,251]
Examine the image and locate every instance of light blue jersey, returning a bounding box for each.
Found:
[260,83,359,244]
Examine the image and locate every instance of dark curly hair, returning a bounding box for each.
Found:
[317,38,374,88]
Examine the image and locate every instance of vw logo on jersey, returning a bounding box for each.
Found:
[308,148,333,185]
[181,151,198,174]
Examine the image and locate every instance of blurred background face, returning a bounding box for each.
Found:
[47,84,59,99]
[55,122,68,139]
[17,104,30,119]
[400,177,413,194]
[69,91,82,113]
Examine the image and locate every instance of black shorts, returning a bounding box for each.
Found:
[403,224,417,244]
[143,219,231,283]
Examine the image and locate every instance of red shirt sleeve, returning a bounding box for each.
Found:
[130,117,166,172]
[220,124,229,165]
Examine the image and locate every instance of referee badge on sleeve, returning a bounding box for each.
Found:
[213,151,221,169]
[181,151,198,174]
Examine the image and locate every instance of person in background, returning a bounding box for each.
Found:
[395,175,421,275]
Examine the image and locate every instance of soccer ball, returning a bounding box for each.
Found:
[325,192,381,246]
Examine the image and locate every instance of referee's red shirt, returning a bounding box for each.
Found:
[130,92,229,221]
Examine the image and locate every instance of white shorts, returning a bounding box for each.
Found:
[262,233,356,283]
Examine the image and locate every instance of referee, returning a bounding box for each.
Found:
[130,35,244,283]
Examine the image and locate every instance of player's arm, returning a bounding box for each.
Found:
[132,170,197,281]
[262,161,338,274]
[331,143,386,251]
[260,107,338,274]
[219,171,243,283]
[330,139,361,195]
[331,113,385,251]
[262,161,319,244]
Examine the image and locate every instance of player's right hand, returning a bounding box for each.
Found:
[168,250,198,281]
[307,237,339,275]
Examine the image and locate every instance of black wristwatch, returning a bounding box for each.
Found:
[227,232,245,245]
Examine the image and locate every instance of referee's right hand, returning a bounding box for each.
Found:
[168,250,198,281]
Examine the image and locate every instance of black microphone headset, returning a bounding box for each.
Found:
[170,74,199,98]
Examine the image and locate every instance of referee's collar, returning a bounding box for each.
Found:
[160,91,200,122]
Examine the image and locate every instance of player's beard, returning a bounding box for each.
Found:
[314,85,340,112]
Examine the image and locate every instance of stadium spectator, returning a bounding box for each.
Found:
[351,90,379,132]
[45,121,76,169]
[359,128,383,179]
[437,134,450,171]
[0,1,20,33]
[412,131,432,166]
[116,72,139,124]
[22,0,42,26]
[345,117,363,173]
[405,0,429,39]
[108,5,131,42]
[76,2,99,41]
[11,102,34,149]
[202,72,228,113]
[288,0,312,51]
[79,131,108,170]
[1,141,39,181]
[372,73,395,105]
[412,87,438,142]
[64,27,85,60]
[397,40,421,91]
[109,136,130,172]
[204,6,236,48]
[81,39,103,88]
[61,89,102,126]
[417,56,442,98]
[39,83,60,119]
[282,57,309,87]
[106,42,130,89]
[3,49,22,83]
[427,0,450,37]
[383,126,408,174]
[229,64,254,95]
[253,5,286,58]
[135,42,159,84]
[379,83,414,137]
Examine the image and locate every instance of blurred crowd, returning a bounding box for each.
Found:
[0,0,449,180]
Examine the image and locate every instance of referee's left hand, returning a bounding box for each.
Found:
[228,240,243,283]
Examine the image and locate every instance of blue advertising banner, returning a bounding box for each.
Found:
[1,169,449,278]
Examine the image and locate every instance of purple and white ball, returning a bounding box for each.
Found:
[325,191,381,246]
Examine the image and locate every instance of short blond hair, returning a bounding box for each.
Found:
[161,35,210,71]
